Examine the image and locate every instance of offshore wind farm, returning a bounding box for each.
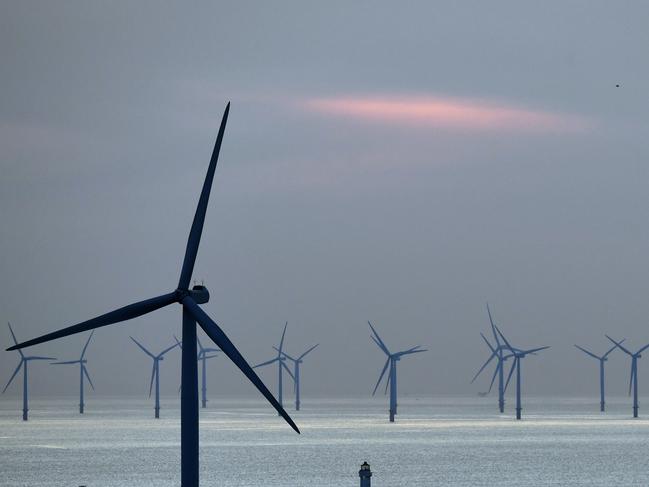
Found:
[3,1,649,486]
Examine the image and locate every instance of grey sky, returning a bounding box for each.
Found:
[1,1,648,401]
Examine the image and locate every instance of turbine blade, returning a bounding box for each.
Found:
[149,363,156,398]
[80,330,95,360]
[202,354,219,360]
[281,361,295,382]
[183,297,299,433]
[486,304,501,347]
[130,337,156,359]
[370,335,390,356]
[159,341,180,357]
[174,335,183,349]
[26,356,57,361]
[522,346,550,355]
[605,335,633,356]
[470,352,497,383]
[574,344,600,360]
[384,366,391,395]
[7,323,24,358]
[278,322,288,354]
[637,342,649,355]
[253,357,279,369]
[177,103,230,290]
[7,292,177,351]
[372,357,390,396]
[83,365,95,391]
[298,343,319,360]
[487,361,500,393]
[2,361,23,393]
[50,360,80,365]
[367,321,390,355]
[273,346,296,362]
[504,357,517,392]
[480,333,496,354]
[494,325,514,353]
[602,339,624,359]
[196,336,204,353]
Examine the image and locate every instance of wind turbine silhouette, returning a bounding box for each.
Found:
[574,340,622,412]
[368,321,427,422]
[174,334,220,408]
[3,323,55,421]
[470,304,517,413]
[276,343,319,411]
[606,335,649,418]
[496,326,549,420]
[6,103,299,486]
[130,336,179,418]
[254,322,295,413]
[51,331,96,414]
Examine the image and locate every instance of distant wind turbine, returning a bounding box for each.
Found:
[2,323,55,421]
[254,322,295,413]
[574,340,622,412]
[6,104,299,487]
[606,335,649,418]
[51,331,96,414]
[131,337,179,418]
[496,326,549,420]
[470,303,518,413]
[174,335,220,408]
[368,321,427,422]
[276,343,319,410]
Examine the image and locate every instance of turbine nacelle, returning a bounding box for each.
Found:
[189,285,210,304]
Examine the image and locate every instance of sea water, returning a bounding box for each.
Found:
[1,396,648,486]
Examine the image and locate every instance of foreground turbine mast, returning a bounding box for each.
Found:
[3,323,55,421]
[574,341,621,412]
[7,103,299,486]
[51,331,96,414]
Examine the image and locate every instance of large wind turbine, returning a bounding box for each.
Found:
[606,335,649,418]
[131,336,179,418]
[51,331,96,414]
[254,322,295,413]
[496,326,549,420]
[470,304,515,413]
[574,340,622,412]
[368,321,427,422]
[276,343,319,411]
[2,323,55,421]
[7,104,299,486]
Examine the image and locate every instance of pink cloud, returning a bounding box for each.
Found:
[304,95,592,133]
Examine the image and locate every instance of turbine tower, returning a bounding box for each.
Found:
[574,340,621,412]
[254,322,295,413]
[496,326,549,420]
[368,321,427,422]
[51,331,96,414]
[131,336,179,418]
[606,335,649,418]
[7,103,299,487]
[174,335,221,408]
[276,343,319,410]
[2,323,55,421]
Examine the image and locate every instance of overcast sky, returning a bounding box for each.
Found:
[1,1,649,404]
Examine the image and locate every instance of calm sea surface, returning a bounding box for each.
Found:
[1,396,648,486]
